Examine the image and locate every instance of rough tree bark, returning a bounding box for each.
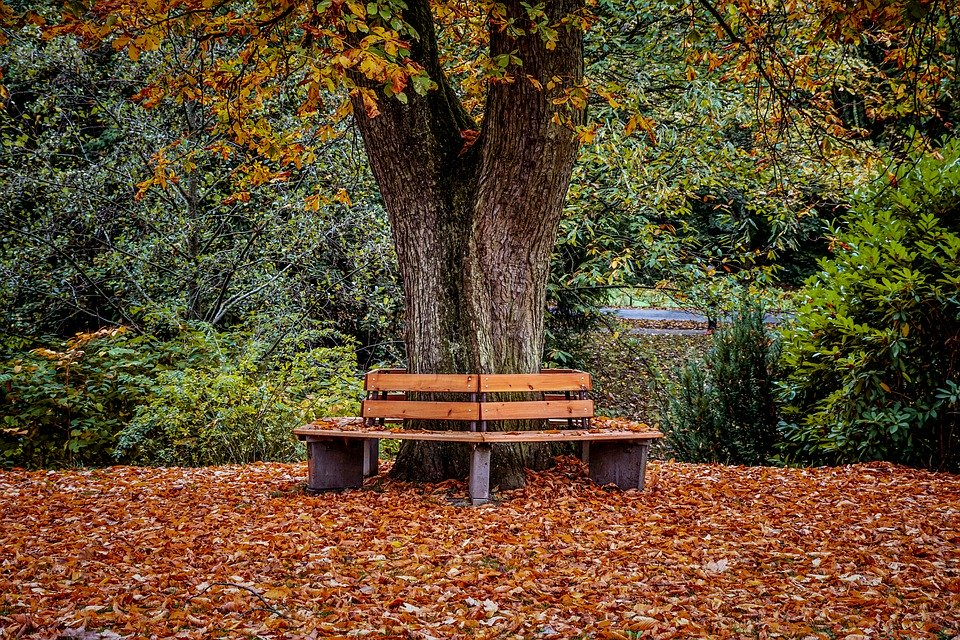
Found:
[350,0,585,487]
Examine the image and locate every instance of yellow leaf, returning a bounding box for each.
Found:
[638,116,658,145]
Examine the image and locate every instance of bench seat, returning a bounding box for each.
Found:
[294,415,662,504]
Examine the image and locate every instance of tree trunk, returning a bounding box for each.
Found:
[350,0,585,487]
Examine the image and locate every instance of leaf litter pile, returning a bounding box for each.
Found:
[2,460,958,639]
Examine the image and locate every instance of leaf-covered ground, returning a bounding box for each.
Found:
[2,461,958,639]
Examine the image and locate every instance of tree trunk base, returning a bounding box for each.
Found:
[388,440,566,489]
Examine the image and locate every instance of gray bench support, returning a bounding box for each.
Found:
[299,429,660,500]
[306,438,366,491]
[364,438,379,477]
[588,439,652,490]
[469,444,492,505]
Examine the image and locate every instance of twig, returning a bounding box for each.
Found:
[187,581,291,620]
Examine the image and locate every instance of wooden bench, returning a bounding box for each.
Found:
[293,369,662,505]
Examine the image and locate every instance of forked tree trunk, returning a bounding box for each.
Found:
[350,0,585,487]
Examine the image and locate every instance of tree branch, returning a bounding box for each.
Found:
[188,581,291,620]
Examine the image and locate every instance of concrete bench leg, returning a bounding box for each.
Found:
[579,441,590,464]
[588,440,651,490]
[363,438,379,477]
[469,444,492,505]
[306,438,365,492]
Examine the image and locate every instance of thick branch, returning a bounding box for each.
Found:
[349,0,474,198]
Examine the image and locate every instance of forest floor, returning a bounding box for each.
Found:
[2,460,958,639]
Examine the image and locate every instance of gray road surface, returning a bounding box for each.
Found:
[604,308,789,324]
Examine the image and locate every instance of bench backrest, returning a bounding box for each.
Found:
[361,369,593,427]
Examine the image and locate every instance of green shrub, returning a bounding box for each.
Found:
[0,327,160,468]
[778,142,960,472]
[115,344,362,466]
[661,299,783,465]
[1,323,364,468]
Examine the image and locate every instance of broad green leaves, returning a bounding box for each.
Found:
[778,140,960,471]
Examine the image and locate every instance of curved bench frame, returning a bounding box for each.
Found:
[293,369,662,504]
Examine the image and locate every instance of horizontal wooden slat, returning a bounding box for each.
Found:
[368,392,580,402]
[365,371,479,392]
[294,427,485,442]
[362,400,479,420]
[480,430,663,442]
[480,373,592,392]
[479,399,594,421]
[294,425,662,443]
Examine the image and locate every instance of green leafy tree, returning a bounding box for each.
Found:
[0,23,401,357]
[779,140,960,472]
[553,0,876,322]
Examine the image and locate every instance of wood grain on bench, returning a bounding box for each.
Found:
[361,400,479,421]
[479,372,591,392]
[365,372,478,392]
[294,426,485,442]
[294,425,662,443]
[478,400,594,421]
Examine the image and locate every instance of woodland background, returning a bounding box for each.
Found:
[1,3,959,637]
[0,0,958,472]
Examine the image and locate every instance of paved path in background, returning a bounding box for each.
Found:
[604,308,790,324]
[602,307,791,335]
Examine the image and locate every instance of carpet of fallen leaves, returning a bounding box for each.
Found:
[2,460,958,640]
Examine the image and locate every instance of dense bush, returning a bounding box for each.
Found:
[778,143,960,472]
[661,300,783,465]
[1,324,363,468]
[0,327,159,468]
[115,344,360,467]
